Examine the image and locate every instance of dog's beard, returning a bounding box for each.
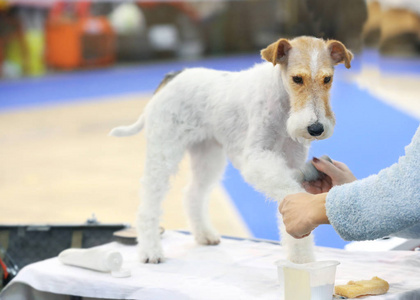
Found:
[288,129,314,144]
[286,115,315,144]
[286,107,334,144]
[287,126,333,144]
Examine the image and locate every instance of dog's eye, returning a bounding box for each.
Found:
[324,76,331,84]
[292,76,303,84]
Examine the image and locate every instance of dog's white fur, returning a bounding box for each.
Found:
[111,36,353,264]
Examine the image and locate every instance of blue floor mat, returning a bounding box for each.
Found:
[0,54,261,111]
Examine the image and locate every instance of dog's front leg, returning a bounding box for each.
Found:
[240,136,315,263]
[279,215,315,263]
[241,148,304,201]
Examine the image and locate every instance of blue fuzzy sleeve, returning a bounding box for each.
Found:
[325,125,420,241]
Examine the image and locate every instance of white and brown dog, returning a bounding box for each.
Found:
[110,36,353,264]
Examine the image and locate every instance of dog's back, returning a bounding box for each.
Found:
[154,70,184,94]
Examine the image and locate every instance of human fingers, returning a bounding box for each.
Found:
[303,184,322,194]
[311,157,342,178]
[303,179,322,189]
[303,173,333,193]
[285,227,312,239]
[312,157,357,186]
[300,232,311,239]
[331,160,357,184]
[320,177,333,192]
[332,160,352,172]
[279,197,285,212]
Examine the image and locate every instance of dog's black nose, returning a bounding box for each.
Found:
[307,122,324,136]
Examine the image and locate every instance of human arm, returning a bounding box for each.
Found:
[326,126,420,241]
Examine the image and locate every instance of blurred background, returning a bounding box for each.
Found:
[0,0,419,252]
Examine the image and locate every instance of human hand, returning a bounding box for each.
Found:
[303,157,357,194]
[279,192,329,239]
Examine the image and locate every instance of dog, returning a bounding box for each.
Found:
[110,36,353,264]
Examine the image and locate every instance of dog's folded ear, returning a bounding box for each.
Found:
[261,39,292,66]
[327,40,353,69]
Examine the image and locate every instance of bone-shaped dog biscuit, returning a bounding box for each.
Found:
[334,276,389,298]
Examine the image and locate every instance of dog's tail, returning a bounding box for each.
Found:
[109,114,145,137]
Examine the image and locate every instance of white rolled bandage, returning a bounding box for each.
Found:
[59,248,123,273]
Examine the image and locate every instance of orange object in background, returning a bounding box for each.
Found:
[46,2,115,70]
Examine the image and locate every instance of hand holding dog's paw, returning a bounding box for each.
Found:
[279,192,329,238]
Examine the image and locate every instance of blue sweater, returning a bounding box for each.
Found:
[326,125,420,241]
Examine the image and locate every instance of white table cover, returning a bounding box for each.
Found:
[1,231,420,300]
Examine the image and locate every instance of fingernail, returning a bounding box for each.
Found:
[312,157,320,163]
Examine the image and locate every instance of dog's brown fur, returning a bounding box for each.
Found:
[261,36,353,122]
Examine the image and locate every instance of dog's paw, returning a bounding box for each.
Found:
[142,256,164,264]
[139,248,165,264]
[194,230,221,246]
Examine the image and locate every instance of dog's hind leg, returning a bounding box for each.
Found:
[137,142,185,263]
[184,139,226,245]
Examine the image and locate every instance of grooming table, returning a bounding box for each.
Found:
[1,231,420,300]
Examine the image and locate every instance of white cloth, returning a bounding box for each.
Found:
[1,231,420,300]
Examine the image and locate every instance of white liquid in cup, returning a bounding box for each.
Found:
[275,260,340,300]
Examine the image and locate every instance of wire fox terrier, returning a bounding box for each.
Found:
[111,36,353,264]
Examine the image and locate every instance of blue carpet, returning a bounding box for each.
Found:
[0,54,260,111]
[1,51,419,249]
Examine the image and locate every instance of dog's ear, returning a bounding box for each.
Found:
[327,40,353,69]
[261,39,292,66]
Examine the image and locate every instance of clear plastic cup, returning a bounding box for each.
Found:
[275,260,340,300]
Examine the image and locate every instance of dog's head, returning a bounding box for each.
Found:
[261,36,353,143]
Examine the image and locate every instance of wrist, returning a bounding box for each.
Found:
[310,193,329,225]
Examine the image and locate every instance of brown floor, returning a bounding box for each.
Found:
[0,94,251,238]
